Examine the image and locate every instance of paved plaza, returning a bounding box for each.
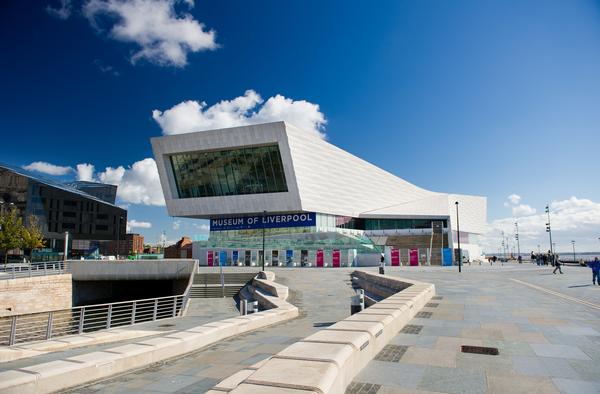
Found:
[5,264,599,394]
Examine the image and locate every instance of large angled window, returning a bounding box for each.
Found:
[170,145,288,198]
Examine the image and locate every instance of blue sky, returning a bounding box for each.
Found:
[1,0,600,252]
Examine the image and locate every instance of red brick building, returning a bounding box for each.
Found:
[100,233,144,256]
[164,237,193,259]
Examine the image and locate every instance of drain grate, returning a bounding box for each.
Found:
[346,382,381,394]
[374,345,408,362]
[432,296,443,300]
[425,303,439,308]
[461,345,500,356]
[401,324,423,334]
[416,311,433,319]
[314,322,336,327]
[158,324,175,328]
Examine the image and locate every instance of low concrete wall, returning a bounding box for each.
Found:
[70,259,196,281]
[210,271,435,394]
[0,271,298,394]
[0,275,72,317]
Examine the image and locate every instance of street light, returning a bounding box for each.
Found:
[515,222,521,262]
[455,201,461,273]
[571,240,576,264]
[545,204,554,256]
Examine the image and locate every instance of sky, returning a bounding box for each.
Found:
[1,0,600,253]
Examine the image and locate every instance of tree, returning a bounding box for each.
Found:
[0,208,23,265]
[22,215,45,262]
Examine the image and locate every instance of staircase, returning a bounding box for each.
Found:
[386,233,448,265]
[189,272,258,298]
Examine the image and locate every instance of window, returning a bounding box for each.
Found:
[96,224,108,231]
[170,145,288,198]
[97,213,108,220]
[62,223,75,230]
[63,211,76,218]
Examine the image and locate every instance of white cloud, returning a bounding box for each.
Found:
[127,219,152,232]
[83,0,217,67]
[503,193,535,217]
[172,220,181,230]
[512,204,536,217]
[94,59,120,76]
[194,223,209,232]
[47,0,72,19]
[23,161,73,176]
[507,194,521,205]
[152,90,327,138]
[482,196,600,253]
[98,158,165,206]
[76,163,95,181]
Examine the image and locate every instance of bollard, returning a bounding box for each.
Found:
[252,300,259,314]
[240,299,247,316]
[351,289,365,315]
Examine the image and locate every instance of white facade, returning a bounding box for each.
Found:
[151,121,487,260]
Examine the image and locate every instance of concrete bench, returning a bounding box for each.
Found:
[213,270,435,394]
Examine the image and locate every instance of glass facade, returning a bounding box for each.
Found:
[0,165,127,243]
[170,145,288,198]
[364,218,448,231]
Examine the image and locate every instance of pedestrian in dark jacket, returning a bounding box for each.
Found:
[553,257,563,274]
[588,258,600,285]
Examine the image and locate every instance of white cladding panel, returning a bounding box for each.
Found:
[151,122,487,235]
[284,123,438,218]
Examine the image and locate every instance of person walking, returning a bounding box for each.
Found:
[553,257,563,274]
[530,251,535,264]
[588,257,600,285]
[518,255,522,264]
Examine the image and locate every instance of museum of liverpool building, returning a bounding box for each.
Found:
[151,121,487,267]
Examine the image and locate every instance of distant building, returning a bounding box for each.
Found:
[100,233,145,257]
[0,163,127,259]
[164,237,193,259]
[65,181,117,205]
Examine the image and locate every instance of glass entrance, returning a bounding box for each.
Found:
[301,250,308,266]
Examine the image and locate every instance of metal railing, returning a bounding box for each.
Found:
[0,294,186,346]
[0,260,70,280]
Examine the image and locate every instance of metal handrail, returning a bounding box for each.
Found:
[0,260,71,280]
[0,293,186,346]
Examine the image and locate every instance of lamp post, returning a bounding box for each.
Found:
[261,210,266,272]
[545,204,553,256]
[515,221,521,261]
[455,201,461,273]
[571,240,576,264]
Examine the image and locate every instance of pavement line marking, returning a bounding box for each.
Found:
[510,278,600,310]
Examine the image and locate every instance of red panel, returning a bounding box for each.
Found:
[207,250,214,267]
[332,249,340,268]
[316,249,324,267]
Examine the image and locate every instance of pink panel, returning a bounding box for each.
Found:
[409,249,419,266]
[316,249,324,267]
[207,250,214,267]
[391,248,400,266]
